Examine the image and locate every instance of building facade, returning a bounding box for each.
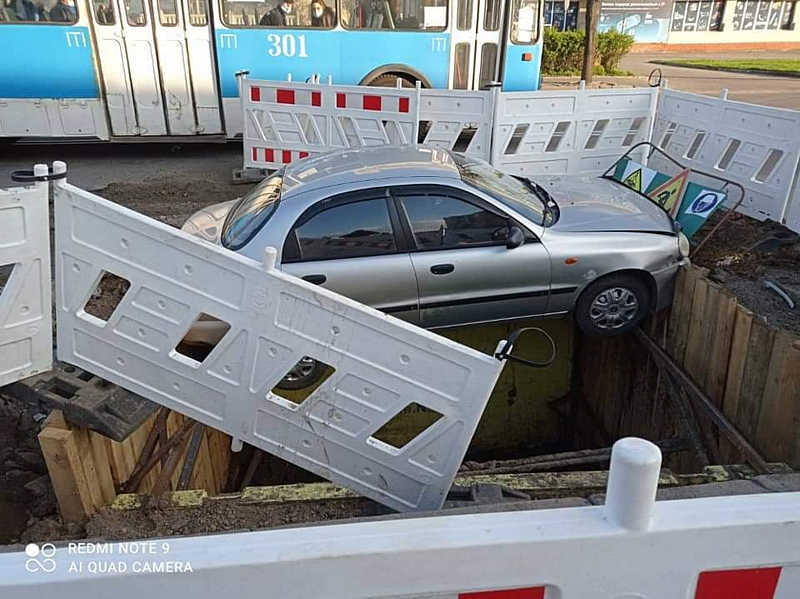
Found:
[545,0,799,46]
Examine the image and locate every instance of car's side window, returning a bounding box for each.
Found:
[283,198,397,262]
[399,193,510,251]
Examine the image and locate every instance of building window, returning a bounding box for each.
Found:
[732,0,795,29]
[544,0,578,30]
[671,0,724,31]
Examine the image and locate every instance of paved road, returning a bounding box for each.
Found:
[0,142,242,189]
[621,51,800,110]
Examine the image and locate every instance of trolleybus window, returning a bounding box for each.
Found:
[510,0,539,42]
[158,0,178,24]
[91,0,115,23]
[456,0,472,29]
[341,0,448,30]
[125,0,147,24]
[0,0,78,22]
[188,0,207,24]
[483,0,501,29]
[220,0,336,28]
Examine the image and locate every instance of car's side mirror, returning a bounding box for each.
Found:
[506,226,524,249]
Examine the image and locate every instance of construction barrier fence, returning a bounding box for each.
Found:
[239,76,800,233]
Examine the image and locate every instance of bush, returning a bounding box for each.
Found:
[542,29,635,76]
[542,28,585,75]
[595,30,635,73]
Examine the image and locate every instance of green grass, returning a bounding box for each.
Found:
[657,58,800,76]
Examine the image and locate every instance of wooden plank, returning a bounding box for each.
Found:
[704,288,738,407]
[720,304,754,463]
[192,430,216,492]
[683,277,710,378]
[666,266,690,353]
[669,266,706,363]
[105,438,129,489]
[88,431,117,504]
[38,427,94,522]
[736,316,776,444]
[756,331,800,464]
[43,409,69,430]
[73,428,104,510]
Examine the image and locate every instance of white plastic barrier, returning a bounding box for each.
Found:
[490,86,657,177]
[2,438,799,598]
[652,87,800,223]
[0,166,52,386]
[241,76,420,171]
[417,88,495,161]
[51,162,507,512]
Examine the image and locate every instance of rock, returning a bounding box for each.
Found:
[15,450,46,475]
[24,474,51,498]
[709,268,731,284]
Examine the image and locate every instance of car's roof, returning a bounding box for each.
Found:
[281,145,460,198]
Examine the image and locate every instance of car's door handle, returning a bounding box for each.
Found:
[302,274,327,285]
[430,264,455,275]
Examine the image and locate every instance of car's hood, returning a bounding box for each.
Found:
[536,175,675,234]
[181,199,237,244]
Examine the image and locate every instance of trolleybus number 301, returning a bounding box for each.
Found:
[267,34,310,58]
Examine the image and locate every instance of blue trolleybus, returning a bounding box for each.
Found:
[0,0,542,140]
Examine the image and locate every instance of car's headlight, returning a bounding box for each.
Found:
[678,232,690,258]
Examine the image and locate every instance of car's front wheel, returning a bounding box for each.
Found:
[575,274,651,337]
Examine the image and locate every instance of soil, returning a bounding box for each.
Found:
[93,177,246,227]
[0,394,57,545]
[691,210,800,335]
[81,498,389,542]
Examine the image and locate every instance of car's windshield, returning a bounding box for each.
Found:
[450,153,551,227]
[221,173,283,250]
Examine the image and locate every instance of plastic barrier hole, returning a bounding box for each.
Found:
[270,358,335,407]
[0,263,15,298]
[83,271,131,322]
[174,313,232,364]
[370,403,443,449]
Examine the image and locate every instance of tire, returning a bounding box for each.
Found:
[575,274,651,337]
[275,356,325,390]
[367,73,416,88]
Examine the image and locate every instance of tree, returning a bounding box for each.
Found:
[581,0,600,83]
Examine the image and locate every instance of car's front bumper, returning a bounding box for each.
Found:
[653,258,690,311]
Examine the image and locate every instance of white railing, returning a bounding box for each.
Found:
[2,438,799,598]
[0,165,52,386]
[239,77,800,233]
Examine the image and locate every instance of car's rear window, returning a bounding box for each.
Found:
[221,174,283,250]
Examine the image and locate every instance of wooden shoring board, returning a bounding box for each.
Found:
[38,408,231,521]
[756,332,800,464]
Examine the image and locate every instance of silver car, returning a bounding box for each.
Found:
[183,146,689,340]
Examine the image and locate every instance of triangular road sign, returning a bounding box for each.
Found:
[647,169,689,216]
[623,168,642,191]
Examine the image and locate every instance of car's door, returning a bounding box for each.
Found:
[393,185,551,328]
[280,191,420,324]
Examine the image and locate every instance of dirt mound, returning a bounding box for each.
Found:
[693,211,800,335]
[94,178,244,228]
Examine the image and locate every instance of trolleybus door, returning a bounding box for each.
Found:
[151,0,222,134]
[449,0,479,89]
[89,0,139,135]
[117,0,168,135]
[180,0,223,134]
[473,0,505,89]
[152,0,197,134]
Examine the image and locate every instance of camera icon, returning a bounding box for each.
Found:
[25,543,57,573]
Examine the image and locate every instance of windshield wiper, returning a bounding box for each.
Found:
[513,175,556,226]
